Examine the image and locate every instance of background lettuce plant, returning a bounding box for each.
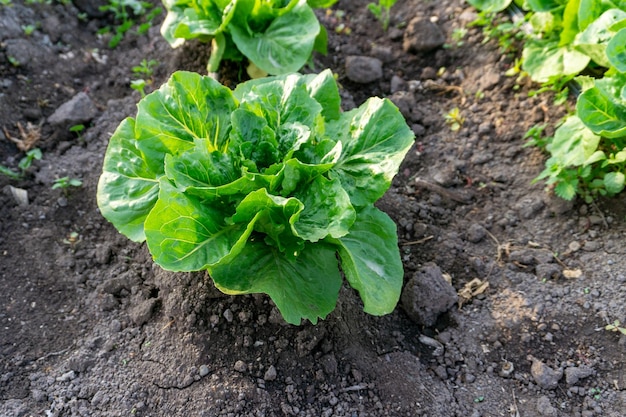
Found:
[97,70,414,324]
[160,0,338,76]
[468,0,626,201]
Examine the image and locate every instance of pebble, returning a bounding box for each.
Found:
[199,365,210,377]
[223,309,234,323]
[234,360,247,373]
[536,395,557,416]
[56,370,76,382]
[344,55,383,83]
[466,223,486,243]
[402,18,445,53]
[565,365,594,385]
[530,357,562,390]
[47,92,98,126]
[264,365,277,381]
[400,263,458,327]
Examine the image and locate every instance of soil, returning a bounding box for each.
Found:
[2,0,626,416]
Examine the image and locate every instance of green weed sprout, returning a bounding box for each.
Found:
[0,148,42,180]
[367,0,397,31]
[52,177,83,191]
[444,107,465,132]
[131,59,158,97]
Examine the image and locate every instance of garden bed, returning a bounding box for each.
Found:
[1,0,626,416]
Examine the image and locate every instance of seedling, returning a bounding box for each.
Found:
[444,27,467,48]
[69,124,85,142]
[0,0,12,6]
[523,123,548,148]
[98,0,161,48]
[0,148,42,180]
[588,388,602,400]
[52,177,83,192]
[444,107,465,132]
[97,70,414,325]
[605,320,626,336]
[21,24,36,36]
[367,0,397,31]
[7,56,20,67]
[62,231,80,246]
[130,59,158,97]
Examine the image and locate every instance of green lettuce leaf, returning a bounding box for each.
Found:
[292,175,355,242]
[229,0,320,74]
[330,98,415,206]
[97,118,160,242]
[573,9,626,67]
[144,178,254,271]
[523,39,590,83]
[209,240,343,325]
[606,27,626,71]
[135,71,238,171]
[466,0,512,13]
[577,73,626,137]
[98,70,414,325]
[336,206,404,316]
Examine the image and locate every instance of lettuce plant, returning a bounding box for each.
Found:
[160,0,337,76]
[97,70,414,324]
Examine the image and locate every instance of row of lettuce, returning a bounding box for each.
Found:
[470,0,626,201]
[97,0,415,325]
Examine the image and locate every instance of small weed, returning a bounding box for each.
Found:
[98,0,162,48]
[7,56,20,67]
[52,176,83,192]
[605,320,626,336]
[367,0,397,31]
[131,58,158,97]
[470,12,526,54]
[21,24,36,36]
[62,231,80,246]
[69,124,85,140]
[588,387,602,400]
[444,107,465,132]
[1,148,43,179]
[444,27,467,48]
[0,0,13,6]
[523,123,548,148]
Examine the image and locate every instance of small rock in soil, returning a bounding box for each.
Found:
[401,263,458,327]
[129,298,158,326]
[263,365,277,381]
[466,223,486,243]
[345,55,383,83]
[535,263,562,280]
[234,360,247,373]
[390,75,406,93]
[565,365,594,385]
[403,18,445,53]
[47,92,99,126]
[199,365,210,377]
[536,395,558,416]
[4,38,53,70]
[530,357,563,390]
[0,10,22,41]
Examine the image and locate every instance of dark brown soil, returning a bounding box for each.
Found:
[2,1,626,416]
